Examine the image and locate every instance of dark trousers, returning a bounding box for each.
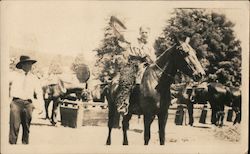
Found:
[9,98,34,144]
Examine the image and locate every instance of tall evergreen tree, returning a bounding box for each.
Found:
[93,18,125,82]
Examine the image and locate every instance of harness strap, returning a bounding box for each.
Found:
[155,63,164,73]
[154,62,175,82]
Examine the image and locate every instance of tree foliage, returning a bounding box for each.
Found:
[93,19,126,82]
[154,9,241,87]
[71,54,86,72]
[48,55,63,75]
[9,56,19,72]
[71,54,90,83]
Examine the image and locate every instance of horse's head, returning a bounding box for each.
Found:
[174,38,205,82]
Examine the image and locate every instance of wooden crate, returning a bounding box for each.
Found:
[60,100,83,128]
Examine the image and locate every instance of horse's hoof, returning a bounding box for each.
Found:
[50,121,58,126]
[113,125,121,129]
[123,142,128,145]
[106,140,111,145]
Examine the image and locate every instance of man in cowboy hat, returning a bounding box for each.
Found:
[9,55,43,144]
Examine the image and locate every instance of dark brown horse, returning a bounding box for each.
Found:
[105,38,205,145]
[189,82,241,127]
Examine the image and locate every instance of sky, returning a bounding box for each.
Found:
[1,1,249,65]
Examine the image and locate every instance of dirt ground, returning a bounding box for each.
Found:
[1,105,244,154]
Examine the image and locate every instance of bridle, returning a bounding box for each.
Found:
[153,44,181,82]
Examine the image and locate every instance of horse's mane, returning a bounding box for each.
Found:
[141,44,177,97]
[155,44,177,68]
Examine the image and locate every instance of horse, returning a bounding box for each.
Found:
[189,82,241,127]
[42,79,66,125]
[105,38,205,145]
[42,79,88,125]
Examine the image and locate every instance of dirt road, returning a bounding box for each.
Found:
[1,106,243,154]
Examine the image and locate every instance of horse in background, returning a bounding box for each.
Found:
[42,79,66,125]
[189,82,241,127]
[106,38,205,145]
[42,78,88,125]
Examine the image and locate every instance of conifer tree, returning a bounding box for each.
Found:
[93,18,125,83]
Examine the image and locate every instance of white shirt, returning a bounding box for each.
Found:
[130,38,156,62]
[9,71,43,109]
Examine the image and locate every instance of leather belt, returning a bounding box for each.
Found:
[13,97,32,103]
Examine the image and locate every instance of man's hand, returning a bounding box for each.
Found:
[141,56,147,62]
[144,62,150,67]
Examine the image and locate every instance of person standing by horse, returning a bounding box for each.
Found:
[9,55,43,144]
[116,26,156,115]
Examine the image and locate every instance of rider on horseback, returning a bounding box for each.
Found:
[116,26,156,115]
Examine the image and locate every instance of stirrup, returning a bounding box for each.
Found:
[117,105,128,115]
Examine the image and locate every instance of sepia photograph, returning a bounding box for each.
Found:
[0,1,249,154]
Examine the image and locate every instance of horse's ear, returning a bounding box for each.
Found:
[185,37,190,44]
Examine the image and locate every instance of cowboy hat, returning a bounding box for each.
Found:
[16,55,37,69]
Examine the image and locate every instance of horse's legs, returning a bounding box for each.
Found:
[215,111,219,126]
[220,112,225,127]
[143,114,155,145]
[233,108,241,125]
[106,110,116,145]
[50,97,60,125]
[104,86,116,145]
[234,112,241,124]
[44,99,51,119]
[187,102,194,126]
[217,111,221,127]
[106,103,115,145]
[211,107,217,125]
[122,113,132,145]
[158,110,169,145]
[106,127,112,145]
[215,102,225,127]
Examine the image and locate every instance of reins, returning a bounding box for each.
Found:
[152,44,178,81]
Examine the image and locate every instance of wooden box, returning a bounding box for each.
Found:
[60,100,83,128]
